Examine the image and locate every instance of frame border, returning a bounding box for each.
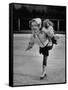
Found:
[9,3,66,87]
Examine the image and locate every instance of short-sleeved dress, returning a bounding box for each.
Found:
[29,30,53,56]
[39,43,53,56]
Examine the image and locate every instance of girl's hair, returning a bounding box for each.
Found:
[29,20,38,27]
[43,19,54,27]
[29,18,42,29]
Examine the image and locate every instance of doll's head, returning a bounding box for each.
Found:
[43,19,53,28]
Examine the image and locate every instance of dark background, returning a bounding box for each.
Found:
[13,3,66,33]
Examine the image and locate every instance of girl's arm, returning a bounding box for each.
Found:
[25,36,34,51]
[25,42,34,51]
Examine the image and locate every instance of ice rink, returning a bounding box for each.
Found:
[13,34,66,86]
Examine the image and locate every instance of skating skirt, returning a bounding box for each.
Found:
[39,44,53,56]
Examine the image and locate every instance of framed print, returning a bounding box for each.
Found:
[9,3,66,87]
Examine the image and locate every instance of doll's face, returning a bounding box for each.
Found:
[31,21,39,33]
[46,22,50,27]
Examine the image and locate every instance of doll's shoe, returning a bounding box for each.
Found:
[54,41,57,45]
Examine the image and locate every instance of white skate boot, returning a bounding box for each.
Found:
[40,66,47,79]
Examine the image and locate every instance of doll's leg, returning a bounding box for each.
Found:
[52,36,57,45]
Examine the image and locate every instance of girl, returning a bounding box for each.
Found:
[25,18,53,79]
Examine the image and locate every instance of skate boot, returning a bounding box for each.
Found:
[40,66,47,79]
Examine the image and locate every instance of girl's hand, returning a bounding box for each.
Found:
[25,46,32,51]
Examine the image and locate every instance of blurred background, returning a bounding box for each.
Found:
[13,3,66,34]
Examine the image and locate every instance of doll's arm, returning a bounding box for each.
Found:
[42,27,49,33]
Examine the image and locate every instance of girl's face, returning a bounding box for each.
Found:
[31,21,39,33]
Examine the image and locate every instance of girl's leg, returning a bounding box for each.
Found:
[40,55,48,79]
[43,55,47,67]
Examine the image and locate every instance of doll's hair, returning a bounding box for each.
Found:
[43,19,54,27]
